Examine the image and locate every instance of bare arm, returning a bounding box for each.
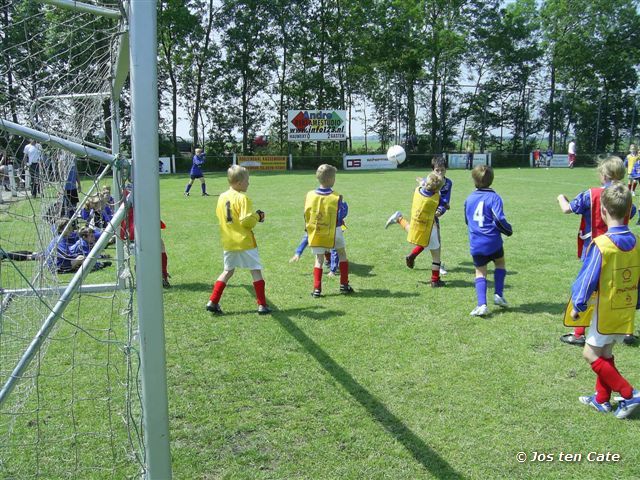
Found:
[557,194,572,214]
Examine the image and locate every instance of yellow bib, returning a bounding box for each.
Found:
[407,188,439,246]
[627,154,639,174]
[305,191,339,248]
[564,235,640,333]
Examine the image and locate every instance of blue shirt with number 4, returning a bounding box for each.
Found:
[464,188,513,255]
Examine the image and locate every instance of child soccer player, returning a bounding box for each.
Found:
[464,165,512,316]
[557,156,634,345]
[207,165,270,314]
[304,164,353,297]
[625,144,639,194]
[184,148,209,197]
[567,183,640,418]
[385,172,445,287]
[391,156,453,275]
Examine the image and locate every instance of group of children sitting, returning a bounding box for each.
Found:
[204,154,640,420]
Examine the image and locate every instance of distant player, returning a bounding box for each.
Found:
[557,156,636,345]
[304,164,353,297]
[568,139,576,168]
[545,147,554,167]
[464,165,512,316]
[533,148,541,168]
[184,148,209,197]
[624,144,639,194]
[566,183,640,418]
[207,165,270,315]
[385,172,445,287]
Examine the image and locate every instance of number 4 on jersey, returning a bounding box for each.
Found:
[473,201,484,227]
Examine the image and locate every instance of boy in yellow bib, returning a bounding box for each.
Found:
[384,172,445,287]
[568,182,640,418]
[305,164,353,297]
[206,165,270,315]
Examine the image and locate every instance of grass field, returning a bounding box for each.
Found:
[4,166,640,479]
[157,167,640,479]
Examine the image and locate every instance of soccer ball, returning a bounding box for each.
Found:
[387,145,406,165]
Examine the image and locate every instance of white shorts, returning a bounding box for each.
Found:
[427,225,440,250]
[311,227,346,255]
[223,248,263,271]
[586,309,626,347]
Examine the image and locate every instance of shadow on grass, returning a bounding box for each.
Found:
[417,279,475,288]
[347,288,418,299]
[267,303,466,479]
[510,302,566,315]
[167,281,215,292]
[349,262,376,277]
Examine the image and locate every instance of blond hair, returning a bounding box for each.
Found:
[471,165,494,188]
[227,165,248,185]
[423,173,444,192]
[195,148,203,155]
[601,181,631,220]
[597,156,625,181]
[316,164,337,186]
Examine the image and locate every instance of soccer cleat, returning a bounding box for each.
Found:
[623,334,638,345]
[162,277,171,288]
[206,301,223,314]
[579,394,612,413]
[311,289,322,298]
[385,211,402,229]
[202,192,210,196]
[614,391,640,419]
[431,279,445,288]
[439,263,448,275]
[469,304,488,317]
[257,304,271,315]
[184,192,190,197]
[340,284,354,294]
[494,294,508,308]
[559,333,585,346]
[405,255,415,269]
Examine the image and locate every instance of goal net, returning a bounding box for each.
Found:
[0,1,149,477]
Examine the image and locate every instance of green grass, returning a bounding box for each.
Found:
[160,167,640,479]
[4,167,640,478]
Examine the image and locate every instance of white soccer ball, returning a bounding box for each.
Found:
[387,145,406,165]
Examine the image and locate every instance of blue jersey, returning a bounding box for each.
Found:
[631,161,640,180]
[571,226,640,312]
[464,188,512,255]
[436,177,453,217]
[190,153,205,176]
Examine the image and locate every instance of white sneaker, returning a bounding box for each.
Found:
[614,390,640,419]
[439,263,448,276]
[385,211,402,229]
[494,294,508,307]
[470,304,488,316]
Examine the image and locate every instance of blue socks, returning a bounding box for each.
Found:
[185,183,192,193]
[494,268,506,297]
[475,277,487,306]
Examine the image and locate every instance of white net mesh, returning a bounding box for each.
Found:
[0,1,143,477]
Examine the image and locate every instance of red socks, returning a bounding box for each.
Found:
[314,267,323,290]
[253,279,266,306]
[591,356,634,401]
[574,326,585,337]
[410,245,425,257]
[431,262,441,282]
[339,261,349,285]
[209,281,226,303]
[161,252,168,279]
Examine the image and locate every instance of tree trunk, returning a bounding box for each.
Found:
[547,63,555,149]
[191,0,215,152]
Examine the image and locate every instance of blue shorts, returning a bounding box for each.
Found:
[472,247,504,267]
[190,173,204,180]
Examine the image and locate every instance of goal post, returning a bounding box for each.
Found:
[129,0,172,477]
